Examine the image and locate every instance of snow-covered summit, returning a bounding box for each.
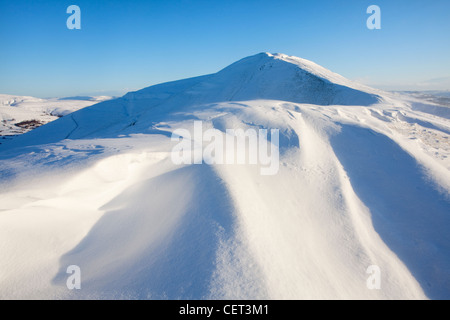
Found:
[0,53,384,151]
[126,52,381,106]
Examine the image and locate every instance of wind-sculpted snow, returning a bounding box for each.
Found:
[0,53,449,299]
[330,125,450,299]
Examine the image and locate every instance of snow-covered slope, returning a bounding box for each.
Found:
[0,94,111,138]
[0,53,449,300]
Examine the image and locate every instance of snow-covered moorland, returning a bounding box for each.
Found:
[0,53,448,299]
[0,94,111,138]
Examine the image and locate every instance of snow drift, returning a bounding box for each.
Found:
[0,53,449,300]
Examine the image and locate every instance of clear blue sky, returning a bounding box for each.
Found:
[1,0,449,98]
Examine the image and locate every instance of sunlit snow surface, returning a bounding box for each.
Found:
[0,53,449,299]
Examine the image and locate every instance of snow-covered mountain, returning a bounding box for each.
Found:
[0,53,449,300]
[0,94,111,138]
